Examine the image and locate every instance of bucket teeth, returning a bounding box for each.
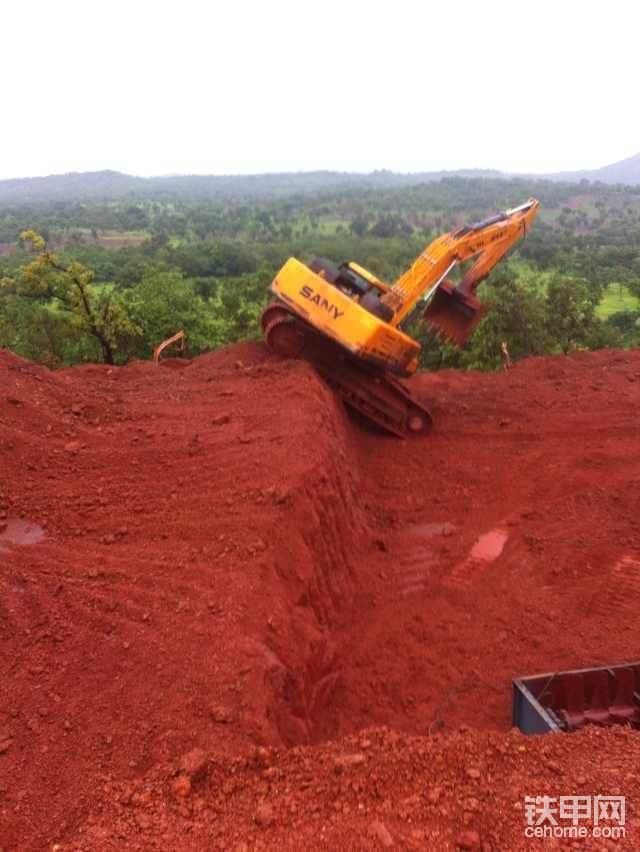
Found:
[422,285,485,347]
[426,322,454,346]
[425,318,476,347]
[426,320,452,341]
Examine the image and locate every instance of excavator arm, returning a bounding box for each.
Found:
[381,199,540,343]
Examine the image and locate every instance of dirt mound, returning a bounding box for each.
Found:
[1,344,639,849]
[52,725,640,850]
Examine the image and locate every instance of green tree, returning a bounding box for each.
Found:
[211,265,272,343]
[606,309,640,347]
[464,273,551,369]
[1,231,139,364]
[544,273,602,354]
[122,268,220,358]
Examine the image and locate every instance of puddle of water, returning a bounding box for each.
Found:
[469,528,508,562]
[0,519,46,553]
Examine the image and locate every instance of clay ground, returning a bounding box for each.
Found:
[1,344,639,849]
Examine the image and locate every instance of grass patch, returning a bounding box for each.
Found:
[597,284,640,318]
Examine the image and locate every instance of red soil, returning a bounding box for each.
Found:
[1,344,639,849]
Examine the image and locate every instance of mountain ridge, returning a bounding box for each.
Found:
[0,152,638,203]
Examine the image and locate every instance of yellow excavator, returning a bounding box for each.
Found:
[261,198,540,436]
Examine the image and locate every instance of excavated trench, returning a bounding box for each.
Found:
[245,348,640,746]
[259,452,517,746]
[244,367,522,745]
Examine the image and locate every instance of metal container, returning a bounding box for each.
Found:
[513,662,640,735]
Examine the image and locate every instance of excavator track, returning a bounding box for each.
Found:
[261,303,432,438]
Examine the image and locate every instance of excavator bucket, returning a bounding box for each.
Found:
[422,280,486,347]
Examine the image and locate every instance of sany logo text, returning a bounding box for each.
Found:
[299,285,344,321]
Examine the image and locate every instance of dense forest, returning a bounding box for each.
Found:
[1,172,639,371]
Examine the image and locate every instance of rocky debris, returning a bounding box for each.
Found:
[333,753,367,773]
[171,775,191,798]
[210,704,233,723]
[250,746,273,770]
[42,725,640,849]
[101,527,128,545]
[426,785,442,803]
[254,802,274,828]
[456,829,481,849]
[368,819,394,847]
[178,748,208,781]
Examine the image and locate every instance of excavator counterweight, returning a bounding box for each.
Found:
[262,199,540,436]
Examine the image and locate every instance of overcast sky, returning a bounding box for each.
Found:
[2,0,637,180]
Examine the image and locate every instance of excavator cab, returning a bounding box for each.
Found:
[309,258,394,321]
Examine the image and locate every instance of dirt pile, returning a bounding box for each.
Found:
[53,725,640,850]
[1,344,639,849]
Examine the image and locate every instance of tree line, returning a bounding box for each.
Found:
[0,177,638,370]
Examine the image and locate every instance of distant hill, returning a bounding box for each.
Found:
[544,151,640,185]
[0,170,148,203]
[0,168,503,204]
[0,153,638,204]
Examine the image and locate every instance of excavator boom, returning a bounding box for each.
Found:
[384,198,540,343]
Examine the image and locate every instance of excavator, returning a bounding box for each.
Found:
[261,198,540,437]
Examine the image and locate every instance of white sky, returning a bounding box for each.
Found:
[1,0,638,179]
